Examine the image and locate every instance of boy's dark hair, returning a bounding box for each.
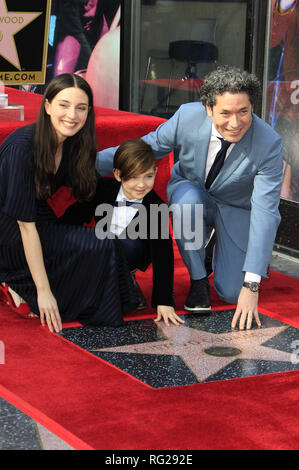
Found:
[113,139,156,180]
[199,66,261,108]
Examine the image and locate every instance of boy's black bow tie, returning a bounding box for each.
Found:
[114,200,142,207]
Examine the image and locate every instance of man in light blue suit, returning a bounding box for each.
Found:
[96,67,283,330]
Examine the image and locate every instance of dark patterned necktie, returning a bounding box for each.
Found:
[205,138,231,189]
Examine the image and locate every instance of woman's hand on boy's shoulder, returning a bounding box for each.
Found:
[154,305,185,326]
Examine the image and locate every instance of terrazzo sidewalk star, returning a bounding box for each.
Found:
[60,310,299,387]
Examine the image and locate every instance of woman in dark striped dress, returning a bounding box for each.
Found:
[0,73,137,332]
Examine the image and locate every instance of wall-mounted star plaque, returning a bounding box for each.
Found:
[0,0,51,85]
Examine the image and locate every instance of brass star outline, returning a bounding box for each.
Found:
[0,0,42,70]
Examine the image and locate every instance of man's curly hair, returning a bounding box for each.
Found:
[199,66,261,108]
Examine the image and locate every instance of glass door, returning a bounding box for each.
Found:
[121,0,255,118]
[262,0,299,255]
[263,0,299,203]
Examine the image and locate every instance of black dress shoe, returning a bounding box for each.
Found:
[184,277,211,314]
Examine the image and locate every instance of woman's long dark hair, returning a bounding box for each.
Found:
[34,73,98,200]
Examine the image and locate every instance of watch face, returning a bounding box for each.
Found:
[243,282,260,292]
[250,282,259,292]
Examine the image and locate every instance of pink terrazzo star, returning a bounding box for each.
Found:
[96,322,291,382]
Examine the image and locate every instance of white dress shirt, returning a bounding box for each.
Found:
[205,125,261,284]
[205,124,235,179]
[110,186,143,237]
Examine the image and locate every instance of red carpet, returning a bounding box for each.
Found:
[2,86,298,449]
[0,245,299,450]
[131,244,299,328]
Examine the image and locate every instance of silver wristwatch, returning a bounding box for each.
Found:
[243,281,260,292]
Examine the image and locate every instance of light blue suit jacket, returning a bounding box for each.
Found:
[96,102,283,278]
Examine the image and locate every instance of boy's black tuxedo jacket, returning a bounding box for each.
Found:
[60,177,175,308]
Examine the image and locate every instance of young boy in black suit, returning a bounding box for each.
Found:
[97,139,184,327]
[59,139,184,326]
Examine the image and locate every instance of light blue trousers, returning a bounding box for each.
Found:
[167,167,245,304]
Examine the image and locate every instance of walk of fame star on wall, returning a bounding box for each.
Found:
[0,0,51,85]
[0,0,41,70]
